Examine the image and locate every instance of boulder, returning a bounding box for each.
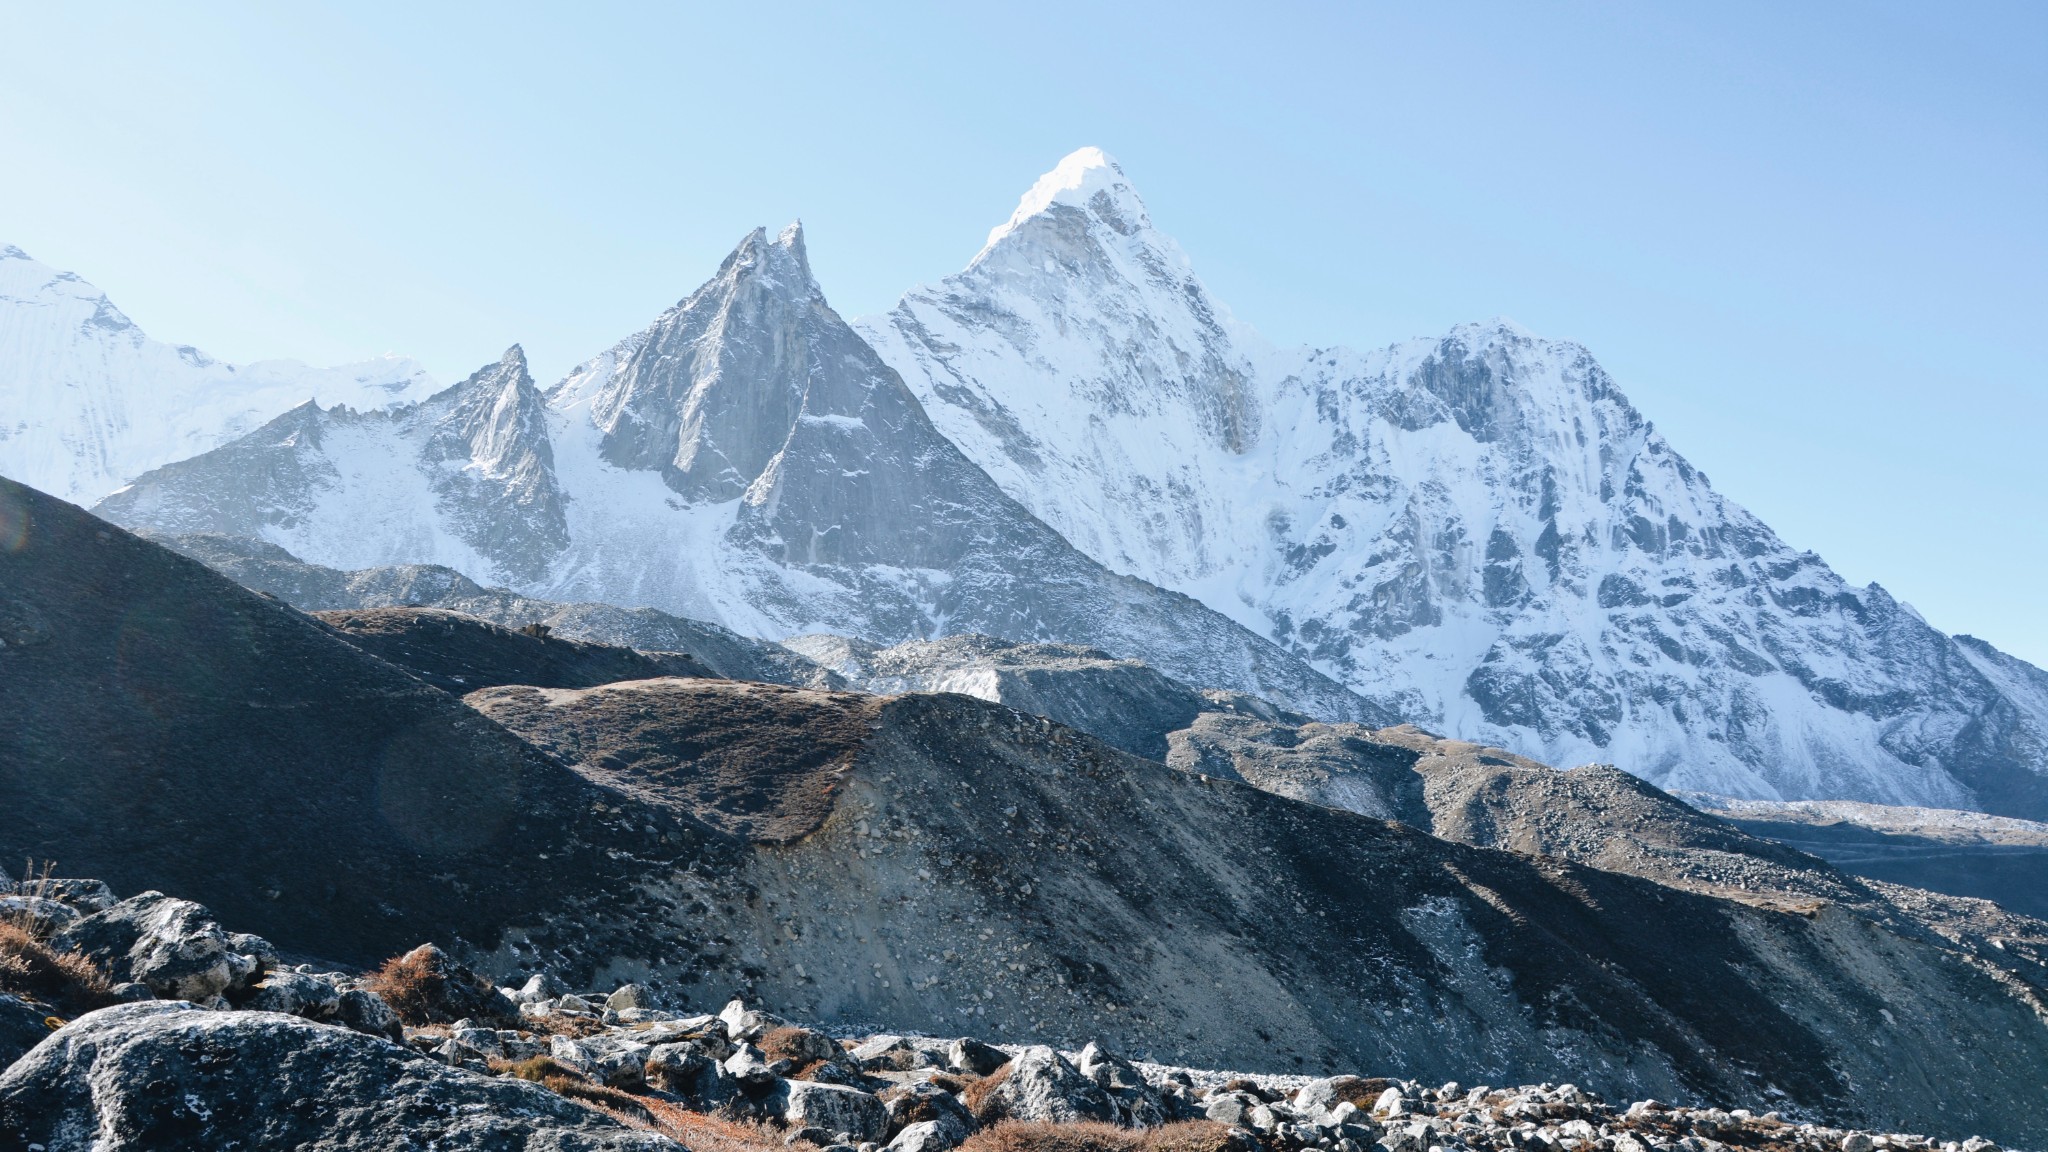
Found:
[947,1036,1007,1077]
[1076,1041,1165,1126]
[1,878,117,913]
[1295,1076,1376,1116]
[885,1081,973,1140]
[647,1041,732,1104]
[720,997,793,1042]
[244,971,341,1020]
[783,1079,890,1143]
[0,895,81,932]
[0,993,52,1069]
[889,1120,967,1152]
[551,1033,652,1088]
[605,983,648,1011]
[852,1034,929,1071]
[982,1045,1116,1124]
[333,987,404,1041]
[51,892,268,1001]
[1204,1091,1260,1127]
[725,1043,787,1085]
[510,973,560,1004]
[0,1001,677,1150]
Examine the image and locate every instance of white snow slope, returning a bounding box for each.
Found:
[0,245,434,504]
[857,147,2048,811]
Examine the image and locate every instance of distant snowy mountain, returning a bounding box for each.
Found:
[47,149,2048,816]
[857,148,2048,815]
[0,244,434,504]
[98,225,1376,723]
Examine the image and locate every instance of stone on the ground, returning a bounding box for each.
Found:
[0,1001,677,1150]
[51,892,268,1001]
[0,993,51,1069]
[245,970,340,1019]
[947,1036,1007,1076]
[606,983,647,1011]
[720,997,792,1042]
[783,1079,890,1143]
[983,1045,1116,1124]
[0,894,81,931]
[333,986,404,1041]
[889,1120,967,1152]
[551,1033,652,1088]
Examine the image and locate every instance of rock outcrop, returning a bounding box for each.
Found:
[0,1001,676,1150]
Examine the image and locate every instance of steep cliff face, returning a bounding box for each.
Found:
[100,227,1379,724]
[0,244,434,505]
[860,149,2048,817]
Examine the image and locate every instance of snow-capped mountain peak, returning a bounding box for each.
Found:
[0,244,436,504]
[980,146,1153,253]
[862,149,2048,817]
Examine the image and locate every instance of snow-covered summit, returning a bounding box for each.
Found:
[861,150,2048,816]
[981,147,1153,252]
[0,244,436,504]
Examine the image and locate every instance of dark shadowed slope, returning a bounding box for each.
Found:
[0,476,707,965]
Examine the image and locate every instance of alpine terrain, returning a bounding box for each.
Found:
[857,148,2048,817]
[93,224,1376,723]
[0,243,436,505]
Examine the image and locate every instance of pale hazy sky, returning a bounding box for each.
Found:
[2,2,2043,663]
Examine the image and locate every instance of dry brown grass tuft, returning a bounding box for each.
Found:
[0,921,112,1015]
[1326,1077,1391,1107]
[364,945,511,1026]
[759,1025,822,1062]
[489,1055,786,1149]
[646,1105,788,1152]
[1139,1122,1242,1152]
[959,1121,1143,1152]
[364,949,448,1024]
[961,1121,1242,1152]
[961,1062,1014,1124]
[523,1011,607,1039]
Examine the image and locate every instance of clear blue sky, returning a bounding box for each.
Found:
[3,2,2043,664]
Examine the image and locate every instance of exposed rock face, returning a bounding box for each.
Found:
[1165,714,1429,823]
[859,149,2048,816]
[99,346,567,584]
[313,606,711,693]
[0,1001,676,1150]
[96,226,1380,726]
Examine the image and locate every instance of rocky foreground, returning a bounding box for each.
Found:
[0,879,2015,1152]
